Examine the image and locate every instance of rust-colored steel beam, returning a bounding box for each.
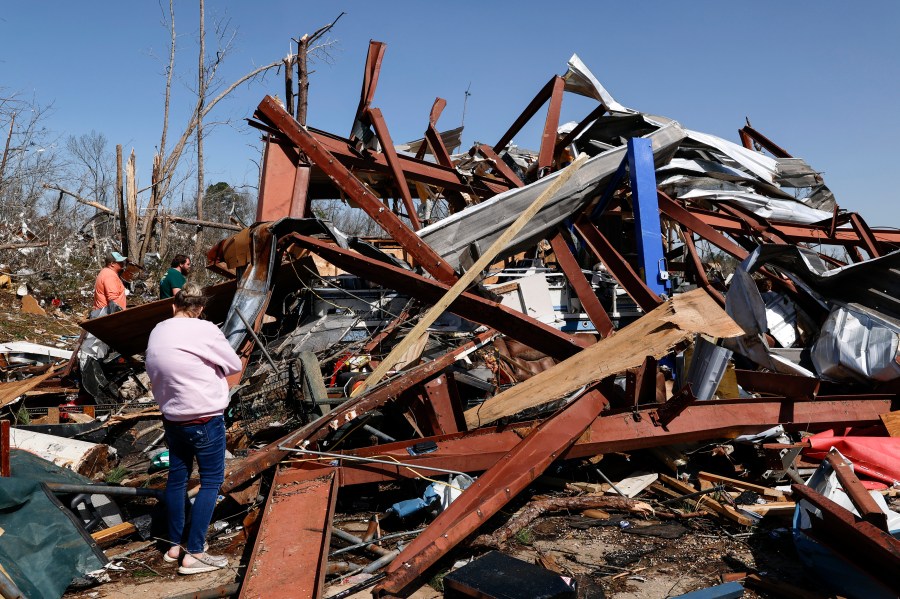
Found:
[238,467,338,599]
[792,483,900,595]
[573,215,663,313]
[367,107,422,230]
[494,76,559,153]
[555,102,607,157]
[373,389,608,597]
[423,98,468,212]
[472,144,613,338]
[549,231,615,337]
[410,374,463,436]
[423,99,454,167]
[824,449,888,531]
[677,204,900,246]
[307,127,509,197]
[738,125,792,158]
[849,212,883,258]
[734,370,820,400]
[256,96,458,284]
[220,332,494,494]
[351,40,386,138]
[322,396,893,487]
[680,227,725,308]
[717,201,791,246]
[657,193,797,294]
[537,76,565,175]
[289,234,589,360]
[628,355,659,408]
[362,305,415,356]
[473,144,525,189]
[650,384,697,428]
[657,192,749,261]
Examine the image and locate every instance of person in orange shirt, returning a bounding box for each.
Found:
[91,252,128,318]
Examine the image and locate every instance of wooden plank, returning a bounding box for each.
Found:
[698,471,784,499]
[695,496,756,527]
[880,411,900,437]
[465,288,743,428]
[659,473,698,495]
[659,474,754,526]
[0,367,58,408]
[352,153,589,397]
[741,502,796,516]
[91,522,137,545]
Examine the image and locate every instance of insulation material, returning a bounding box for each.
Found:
[811,305,900,383]
[417,122,686,271]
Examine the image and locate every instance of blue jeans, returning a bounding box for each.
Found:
[163,416,226,554]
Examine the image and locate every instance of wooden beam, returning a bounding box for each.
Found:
[352,153,589,397]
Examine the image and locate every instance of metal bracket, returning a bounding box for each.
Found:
[650,383,697,428]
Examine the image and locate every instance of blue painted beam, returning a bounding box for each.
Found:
[627,137,669,296]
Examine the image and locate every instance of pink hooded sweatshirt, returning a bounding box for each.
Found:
[145,318,242,422]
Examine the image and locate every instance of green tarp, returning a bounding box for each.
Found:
[0,450,106,599]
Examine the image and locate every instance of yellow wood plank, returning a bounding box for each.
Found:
[464,288,743,428]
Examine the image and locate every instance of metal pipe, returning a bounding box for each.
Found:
[331,528,392,557]
[362,550,398,573]
[140,431,166,455]
[0,568,25,599]
[329,528,425,557]
[277,445,472,479]
[594,467,626,497]
[45,482,164,499]
[235,308,278,371]
[362,424,396,443]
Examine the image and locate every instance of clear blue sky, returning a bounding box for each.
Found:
[3,1,898,226]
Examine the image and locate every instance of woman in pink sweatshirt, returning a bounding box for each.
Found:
[146,283,242,574]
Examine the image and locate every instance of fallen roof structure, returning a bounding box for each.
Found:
[2,37,898,599]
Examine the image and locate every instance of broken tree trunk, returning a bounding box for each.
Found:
[463,288,744,428]
[125,149,140,261]
[473,495,653,548]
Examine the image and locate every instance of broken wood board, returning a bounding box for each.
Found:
[464,288,743,428]
[741,501,796,516]
[0,367,58,408]
[569,472,658,498]
[698,471,785,500]
[659,474,755,526]
[881,411,900,437]
[20,295,46,315]
[91,522,137,545]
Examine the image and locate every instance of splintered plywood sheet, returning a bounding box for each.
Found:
[464,288,743,428]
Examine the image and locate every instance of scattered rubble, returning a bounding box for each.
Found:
[1,41,899,599]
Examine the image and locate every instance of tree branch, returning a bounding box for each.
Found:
[42,183,115,214]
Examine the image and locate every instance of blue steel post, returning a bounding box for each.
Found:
[627,137,668,296]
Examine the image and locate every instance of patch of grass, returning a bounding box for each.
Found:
[515,527,533,546]
[428,570,447,593]
[14,407,30,425]
[130,569,158,579]
[105,465,129,484]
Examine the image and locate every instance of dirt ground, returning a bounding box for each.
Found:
[61,506,823,599]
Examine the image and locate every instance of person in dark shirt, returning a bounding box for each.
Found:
[160,254,191,299]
